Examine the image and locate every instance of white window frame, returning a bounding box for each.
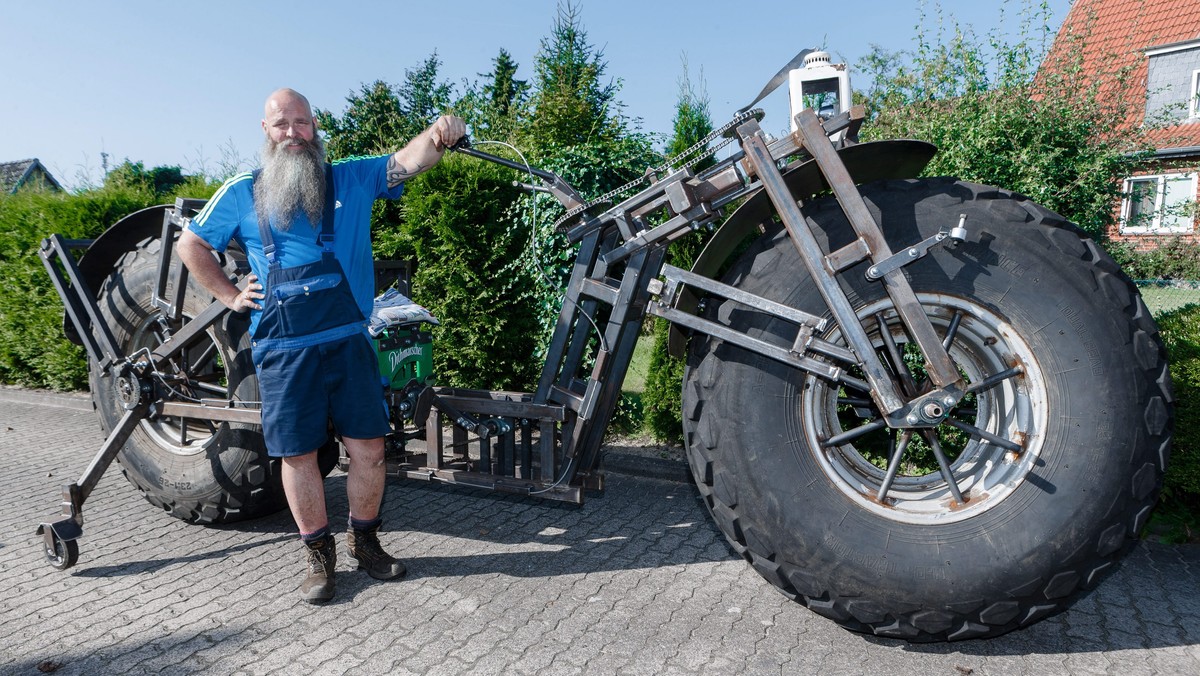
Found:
[1120,172,1198,234]
[1191,69,1200,119]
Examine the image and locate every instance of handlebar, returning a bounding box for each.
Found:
[447,137,560,184]
[446,137,589,224]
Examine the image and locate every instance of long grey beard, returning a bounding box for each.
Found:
[254,135,326,231]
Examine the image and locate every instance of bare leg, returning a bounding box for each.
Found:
[281,452,328,533]
[343,436,386,521]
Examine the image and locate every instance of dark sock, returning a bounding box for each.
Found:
[300,525,330,545]
[349,516,382,532]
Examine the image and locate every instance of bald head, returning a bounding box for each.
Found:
[264,88,312,118]
[262,88,318,146]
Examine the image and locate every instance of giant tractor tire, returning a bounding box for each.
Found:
[89,235,336,524]
[683,178,1173,641]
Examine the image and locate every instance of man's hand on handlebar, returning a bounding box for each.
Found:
[430,115,467,152]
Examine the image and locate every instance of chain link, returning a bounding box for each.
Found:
[553,109,762,231]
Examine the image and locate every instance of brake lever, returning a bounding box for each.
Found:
[513,181,551,194]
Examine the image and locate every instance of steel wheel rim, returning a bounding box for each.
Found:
[799,293,1048,525]
[126,311,233,458]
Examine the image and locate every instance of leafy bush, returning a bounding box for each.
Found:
[1156,304,1200,504]
[857,1,1148,240]
[1109,237,1200,280]
[642,319,685,444]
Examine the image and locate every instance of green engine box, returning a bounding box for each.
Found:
[374,326,434,388]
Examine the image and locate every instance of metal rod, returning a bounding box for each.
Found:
[76,401,148,502]
[820,418,888,448]
[942,417,1024,452]
[739,125,904,412]
[922,430,966,505]
[660,264,826,330]
[453,145,558,182]
[875,311,919,396]
[793,110,961,393]
[966,366,1025,395]
[941,311,964,350]
[150,297,230,364]
[877,430,913,501]
[41,234,124,369]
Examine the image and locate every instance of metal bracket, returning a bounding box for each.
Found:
[866,215,968,281]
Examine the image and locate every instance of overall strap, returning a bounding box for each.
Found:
[252,164,336,269]
[318,165,337,258]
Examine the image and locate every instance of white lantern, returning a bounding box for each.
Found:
[788,51,852,135]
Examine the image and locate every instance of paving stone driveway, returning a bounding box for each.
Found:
[1,388,1199,675]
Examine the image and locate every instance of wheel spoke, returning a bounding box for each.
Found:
[821,418,888,448]
[189,380,230,396]
[942,417,1024,452]
[922,430,966,505]
[966,366,1024,395]
[837,396,873,407]
[877,430,913,501]
[838,374,873,394]
[941,310,963,350]
[188,342,218,374]
[875,312,918,396]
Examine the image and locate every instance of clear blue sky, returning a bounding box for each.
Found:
[1,0,1072,190]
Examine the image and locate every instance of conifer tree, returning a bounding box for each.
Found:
[642,59,715,443]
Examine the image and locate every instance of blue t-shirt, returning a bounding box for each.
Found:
[187,155,402,336]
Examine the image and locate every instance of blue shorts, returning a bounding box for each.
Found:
[253,334,390,457]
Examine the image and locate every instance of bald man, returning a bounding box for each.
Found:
[179,88,465,603]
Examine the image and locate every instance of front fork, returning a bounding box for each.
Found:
[738,111,965,427]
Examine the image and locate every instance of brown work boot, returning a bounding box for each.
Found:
[346,525,407,580]
[300,533,337,604]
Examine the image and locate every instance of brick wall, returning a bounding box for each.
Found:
[1107,159,1200,250]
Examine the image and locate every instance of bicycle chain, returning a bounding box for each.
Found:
[553,108,763,232]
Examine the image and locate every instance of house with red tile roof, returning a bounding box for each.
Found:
[1045,0,1200,248]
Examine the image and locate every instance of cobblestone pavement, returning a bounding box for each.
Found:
[1,388,1199,675]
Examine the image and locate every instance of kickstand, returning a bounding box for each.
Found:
[36,397,150,570]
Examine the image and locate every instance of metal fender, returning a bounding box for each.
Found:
[667,139,937,358]
[62,204,174,345]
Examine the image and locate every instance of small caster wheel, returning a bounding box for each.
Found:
[44,532,79,571]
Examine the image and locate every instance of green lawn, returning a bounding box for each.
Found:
[622,332,653,395]
[1136,283,1200,317]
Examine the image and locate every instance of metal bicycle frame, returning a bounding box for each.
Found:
[38,106,964,552]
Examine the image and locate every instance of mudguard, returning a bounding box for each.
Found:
[62,204,173,345]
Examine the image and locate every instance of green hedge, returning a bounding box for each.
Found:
[0,188,158,390]
[392,155,543,391]
[1156,304,1200,504]
[0,180,214,390]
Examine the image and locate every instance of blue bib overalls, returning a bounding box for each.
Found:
[250,166,390,456]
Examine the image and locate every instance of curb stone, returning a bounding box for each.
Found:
[0,385,91,412]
